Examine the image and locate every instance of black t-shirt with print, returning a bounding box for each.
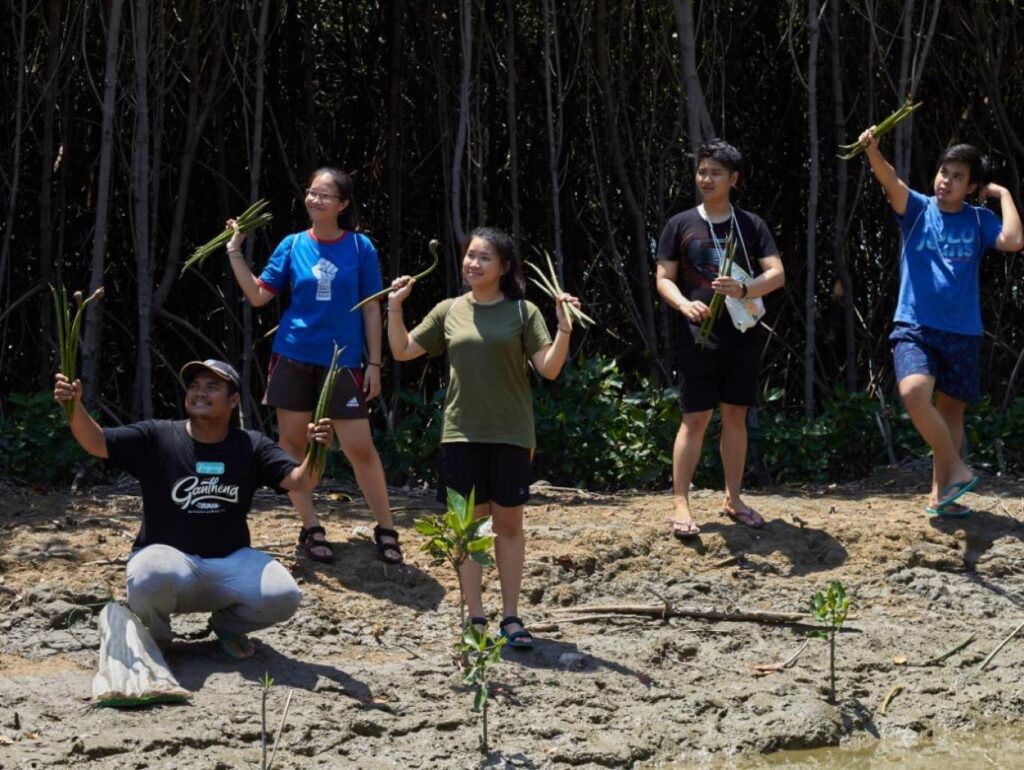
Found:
[656,206,779,347]
[103,420,297,558]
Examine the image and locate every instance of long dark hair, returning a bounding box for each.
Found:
[308,166,360,230]
[463,227,525,300]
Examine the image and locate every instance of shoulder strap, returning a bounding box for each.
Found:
[902,207,927,260]
[730,208,755,275]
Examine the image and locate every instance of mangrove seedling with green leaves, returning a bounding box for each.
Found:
[259,672,293,770]
[525,249,596,329]
[459,623,507,755]
[180,198,272,275]
[810,579,851,704]
[350,237,441,312]
[414,487,495,630]
[838,98,923,160]
[693,230,736,349]
[51,284,105,421]
[304,343,343,477]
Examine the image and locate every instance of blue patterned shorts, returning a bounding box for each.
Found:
[890,323,981,404]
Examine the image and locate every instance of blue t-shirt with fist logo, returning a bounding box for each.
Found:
[257,230,383,367]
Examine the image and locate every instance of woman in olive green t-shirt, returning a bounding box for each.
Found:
[387,227,581,650]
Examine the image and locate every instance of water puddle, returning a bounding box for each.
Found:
[729,726,1020,768]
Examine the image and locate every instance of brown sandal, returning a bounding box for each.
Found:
[298,525,336,563]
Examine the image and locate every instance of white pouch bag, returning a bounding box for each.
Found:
[724,263,766,332]
[698,204,766,334]
[92,602,191,707]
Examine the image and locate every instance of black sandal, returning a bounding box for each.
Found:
[372,525,404,565]
[499,616,534,650]
[298,525,336,564]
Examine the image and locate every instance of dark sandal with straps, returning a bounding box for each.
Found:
[465,616,488,635]
[499,616,534,650]
[298,525,336,564]
[372,524,404,565]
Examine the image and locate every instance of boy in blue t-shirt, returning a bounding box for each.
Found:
[860,128,1023,517]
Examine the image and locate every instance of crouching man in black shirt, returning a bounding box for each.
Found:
[54,359,332,659]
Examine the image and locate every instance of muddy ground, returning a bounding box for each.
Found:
[2,465,1024,769]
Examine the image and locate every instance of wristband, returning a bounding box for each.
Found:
[366,362,381,367]
[558,326,571,334]
[740,282,749,298]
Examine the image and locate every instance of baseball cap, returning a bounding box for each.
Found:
[179,359,241,389]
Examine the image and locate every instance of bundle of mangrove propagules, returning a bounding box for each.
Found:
[525,250,595,329]
[305,344,343,477]
[180,199,272,275]
[693,232,736,349]
[838,98,923,160]
[350,238,441,312]
[51,284,105,421]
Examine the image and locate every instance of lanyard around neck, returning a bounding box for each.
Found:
[698,204,752,273]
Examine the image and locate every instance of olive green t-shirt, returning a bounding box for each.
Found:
[410,295,552,448]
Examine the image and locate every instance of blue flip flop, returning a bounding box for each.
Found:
[925,502,972,519]
[936,477,978,509]
[211,625,256,660]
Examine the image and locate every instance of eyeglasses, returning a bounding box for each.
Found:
[304,189,341,203]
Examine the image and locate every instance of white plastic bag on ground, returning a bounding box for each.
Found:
[92,602,191,707]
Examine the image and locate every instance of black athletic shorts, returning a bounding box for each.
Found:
[437,442,533,508]
[264,353,368,419]
[677,337,761,413]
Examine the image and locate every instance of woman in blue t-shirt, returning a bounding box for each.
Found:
[226,167,401,565]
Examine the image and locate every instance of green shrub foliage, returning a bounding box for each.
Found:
[0,392,92,485]
[7,366,1024,490]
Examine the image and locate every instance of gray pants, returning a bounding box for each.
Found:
[126,544,301,642]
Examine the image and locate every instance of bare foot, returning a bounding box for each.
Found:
[668,518,700,538]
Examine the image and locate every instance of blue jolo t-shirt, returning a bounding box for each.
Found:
[894,189,1003,336]
[257,230,384,367]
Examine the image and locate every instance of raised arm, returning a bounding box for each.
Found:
[531,294,580,380]
[53,374,108,459]
[386,277,427,362]
[225,220,276,308]
[981,184,1024,253]
[859,128,910,216]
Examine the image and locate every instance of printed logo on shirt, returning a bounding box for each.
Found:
[345,397,359,408]
[312,258,339,301]
[196,461,225,474]
[171,475,240,512]
[917,222,977,263]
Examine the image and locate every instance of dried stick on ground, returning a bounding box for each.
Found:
[533,614,640,632]
[549,604,807,624]
[979,621,1024,671]
[880,684,903,716]
[923,633,975,667]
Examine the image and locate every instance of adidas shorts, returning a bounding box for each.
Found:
[264,353,368,419]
